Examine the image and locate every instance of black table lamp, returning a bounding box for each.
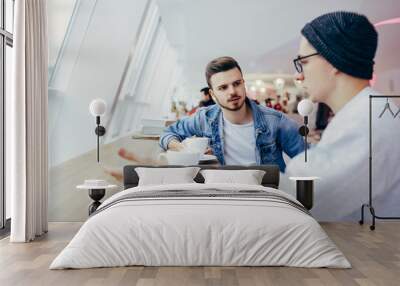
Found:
[89,99,107,162]
[297,99,314,162]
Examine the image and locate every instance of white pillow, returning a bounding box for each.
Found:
[200,169,266,185]
[136,167,201,186]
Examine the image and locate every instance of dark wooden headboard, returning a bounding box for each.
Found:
[123,165,280,189]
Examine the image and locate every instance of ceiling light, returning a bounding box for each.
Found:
[274,78,285,90]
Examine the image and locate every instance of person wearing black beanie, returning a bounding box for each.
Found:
[294,11,378,113]
[281,11,400,222]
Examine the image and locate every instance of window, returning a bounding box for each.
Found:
[0,0,14,233]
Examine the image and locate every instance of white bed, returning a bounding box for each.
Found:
[50,182,350,269]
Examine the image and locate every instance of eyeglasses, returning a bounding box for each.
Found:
[293,52,320,73]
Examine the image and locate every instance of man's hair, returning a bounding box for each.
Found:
[205,56,242,88]
[200,87,210,95]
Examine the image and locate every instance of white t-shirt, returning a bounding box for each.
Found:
[223,116,256,165]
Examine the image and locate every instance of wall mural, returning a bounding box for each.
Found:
[48,0,400,223]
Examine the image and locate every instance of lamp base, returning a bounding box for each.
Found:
[296,180,314,210]
[88,189,105,215]
[95,126,106,136]
[298,126,309,136]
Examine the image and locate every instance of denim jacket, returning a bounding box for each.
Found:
[160,99,304,172]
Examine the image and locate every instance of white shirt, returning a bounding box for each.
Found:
[281,87,400,221]
[223,116,257,165]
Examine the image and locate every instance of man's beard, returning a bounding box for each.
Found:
[214,95,246,111]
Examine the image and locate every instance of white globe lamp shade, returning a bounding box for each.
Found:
[89,99,107,116]
[298,99,314,116]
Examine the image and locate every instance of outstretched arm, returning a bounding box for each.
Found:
[159,111,204,150]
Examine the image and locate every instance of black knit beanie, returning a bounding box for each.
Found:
[301,11,378,79]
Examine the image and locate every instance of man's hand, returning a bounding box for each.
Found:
[168,138,213,155]
[204,147,213,155]
[308,129,322,145]
[118,148,139,161]
[101,165,123,182]
[167,139,185,151]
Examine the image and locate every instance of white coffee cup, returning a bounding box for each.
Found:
[183,137,209,154]
[160,150,200,165]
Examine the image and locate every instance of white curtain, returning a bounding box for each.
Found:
[10,0,48,242]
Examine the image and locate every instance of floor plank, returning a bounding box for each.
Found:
[0,222,399,286]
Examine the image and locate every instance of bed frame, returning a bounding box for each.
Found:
[123,165,280,189]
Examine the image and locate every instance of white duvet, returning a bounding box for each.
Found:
[50,183,350,269]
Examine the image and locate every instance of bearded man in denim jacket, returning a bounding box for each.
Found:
[160,57,304,172]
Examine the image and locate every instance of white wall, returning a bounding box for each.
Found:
[374,68,400,95]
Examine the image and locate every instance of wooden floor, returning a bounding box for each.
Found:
[0,222,399,286]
